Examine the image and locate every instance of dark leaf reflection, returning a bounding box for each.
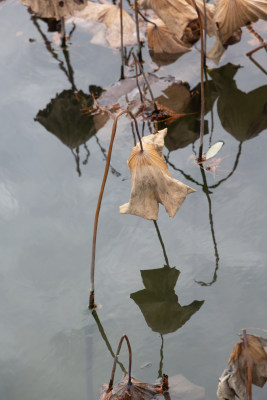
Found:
[131,221,204,335]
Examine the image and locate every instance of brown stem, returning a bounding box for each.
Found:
[242,329,253,400]
[191,0,205,161]
[89,110,143,309]
[138,10,157,27]
[132,53,158,113]
[134,0,142,62]
[120,0,125,79]
[108,334,132,391]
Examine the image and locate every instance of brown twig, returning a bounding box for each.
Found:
[89,109,143,309]
[191,0,205,161]
[242,329,253,400]
[134,0,143,62]
[108,334,132,390]
[120,0,125,79]
[132,53,158,113]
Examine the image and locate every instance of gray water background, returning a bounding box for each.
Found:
[0,1,267,399]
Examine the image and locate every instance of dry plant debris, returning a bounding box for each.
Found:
[138,0,215,39]
[147,18,192,55]
[20,0,86,19]
[217,333,267,400]
[100,377,162,400]
[214,0,267,43]
[120,129,195,220]
[72,1,139,48]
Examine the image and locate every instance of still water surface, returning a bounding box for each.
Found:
[0,1,267,399]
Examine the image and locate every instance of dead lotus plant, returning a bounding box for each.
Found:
[217,331,267,400]
[100,334,165,400]
[120,129,196,220]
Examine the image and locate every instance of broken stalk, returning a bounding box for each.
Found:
[108,334,132,391]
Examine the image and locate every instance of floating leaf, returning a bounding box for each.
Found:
[120,129,195,220]
[71,1,141,48]
[205,141,224,160]
[214,0,267,43]
[20,0,86,19]
[217,333,267,400]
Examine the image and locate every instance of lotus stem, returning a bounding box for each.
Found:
[120,0,125,80]
[108,334,132,391]
[60,17,66,48]
[242,329,253,400]
[134,0,143,62]
[191,0,205,161]
[89,110,143,309]
[153,221,170,267]
[132,53,158,113]
[92,310,127,375]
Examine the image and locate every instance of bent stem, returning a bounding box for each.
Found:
[108,334,132,391]
[191,0,205,161]
[89,110,143,309]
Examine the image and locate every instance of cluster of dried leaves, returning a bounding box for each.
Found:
[217,333,267,400]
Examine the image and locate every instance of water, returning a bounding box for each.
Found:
[1,1,267,399]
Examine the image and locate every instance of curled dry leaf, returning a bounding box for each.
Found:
[147,18,192,54]
[20,0,86,19]
[217,334,267,400]
[214,0,267,43]
[120,129,196,220]
[72,1,140,48]
[138,0,215,39]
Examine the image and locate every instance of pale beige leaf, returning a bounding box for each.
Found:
[120,129,195,220]
[20,0,86,20]
[139,0,216,38]
[73,1,138,48]
[147,18,192,54]
[214,0,267,42]
[138,0,198,39]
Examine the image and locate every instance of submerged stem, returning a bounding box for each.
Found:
[89,110,143,309]
[120,0,125,80]
[134,0,143,62]
[108,334,132,391]
[191,0,205,161]
[153,221,170,267]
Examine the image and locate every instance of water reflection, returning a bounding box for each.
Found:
[131,222,204,335]
[209,63,267,142]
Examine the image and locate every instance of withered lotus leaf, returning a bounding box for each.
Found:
[72,1,138,48]
[138,0,199,39]
[139,0,215,39]
[214,0,267,43]
[100,377,162,400]
[20,0,86,19]
[217,334,267,400]
[120,129,196,220]
[147,19,192,55]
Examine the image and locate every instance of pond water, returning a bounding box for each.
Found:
[1,1,267,399]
